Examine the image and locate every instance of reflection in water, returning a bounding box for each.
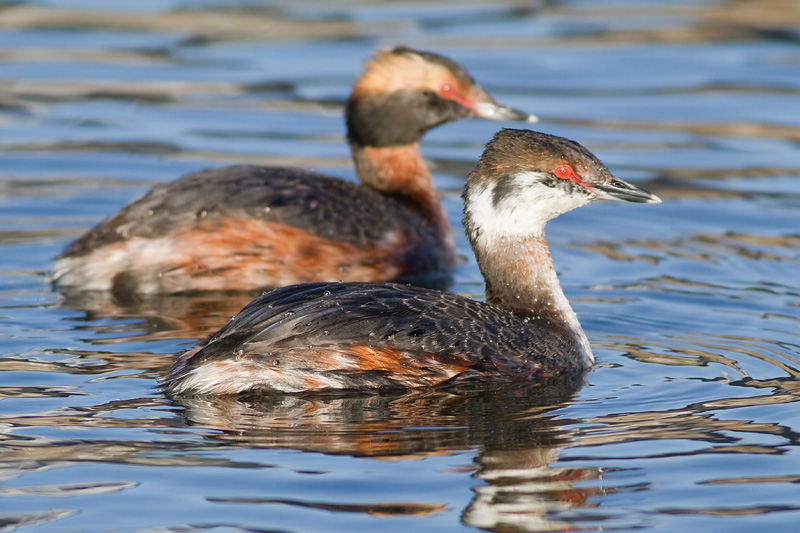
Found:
[2,1,800,46]
[172,376,601,531]
[0,509,78,531]
[578,232,800,267]
[207,497,447,518]
[0,377,594,531]
[564,116,800,144]
[173,378,586,455]
[581,333,800,457]
[0,481,137,497]
[612,332,800,378]
[4,345,800,529]
[0,5,384,42]
[463,444,603,532]
[57,289,261,342]
[4,0,800,530]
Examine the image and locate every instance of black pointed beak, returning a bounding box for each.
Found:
[594,178,661,204]
[473,101,538,123]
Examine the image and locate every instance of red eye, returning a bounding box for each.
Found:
[438,83,473,110]
[553,164,596,193]
[555,165,574,179]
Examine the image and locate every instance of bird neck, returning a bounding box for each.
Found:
[351,142,454,260]
[473,232,592,362]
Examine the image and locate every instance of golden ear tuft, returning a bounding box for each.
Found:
[351,48,462,98]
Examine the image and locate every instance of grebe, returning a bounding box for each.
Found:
[162,129,660,395]
[51,46,535,295]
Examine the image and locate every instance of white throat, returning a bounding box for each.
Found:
[465,170,591,240]
[464,170,594,365]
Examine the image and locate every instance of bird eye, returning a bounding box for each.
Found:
[553,164,595,193]
[554,165,574,179]
[438,83,472,110]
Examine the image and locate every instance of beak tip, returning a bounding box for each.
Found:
[594,183,662,204]
[472,102,537,123]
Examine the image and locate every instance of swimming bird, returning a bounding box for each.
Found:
[51,46,535,296]
[162,128,660,395]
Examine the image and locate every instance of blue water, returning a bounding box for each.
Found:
[2,1,800,531]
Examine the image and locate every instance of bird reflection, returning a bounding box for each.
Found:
[170,375,604,532]
[56,289,262,342]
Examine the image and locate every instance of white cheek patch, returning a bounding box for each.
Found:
[466,171,593,238]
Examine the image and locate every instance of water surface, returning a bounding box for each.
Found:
[2,1,800,531]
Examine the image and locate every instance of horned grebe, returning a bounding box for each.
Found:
[162,129,660,395]
[51,46,535,296]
